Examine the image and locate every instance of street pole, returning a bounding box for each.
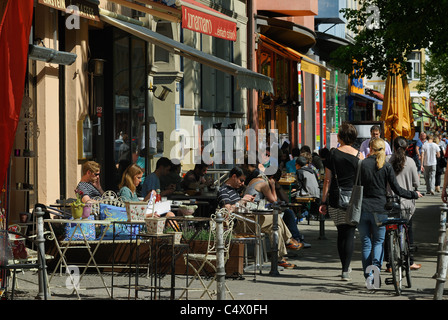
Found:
[35,207,49,300]
[269,205,280,276]
[434,203,448,300]
[215,211,226,300]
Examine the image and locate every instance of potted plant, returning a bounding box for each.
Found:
[70,189,85,219]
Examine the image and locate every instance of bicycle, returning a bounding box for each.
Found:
[381,198,412,295]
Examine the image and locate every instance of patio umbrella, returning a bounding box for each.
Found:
[380,64,415,142]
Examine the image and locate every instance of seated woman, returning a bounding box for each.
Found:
[242,162,303,269]
[118,164,175,219]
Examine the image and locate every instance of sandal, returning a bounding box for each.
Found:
[278,260,297,269]
[286,239,304,250]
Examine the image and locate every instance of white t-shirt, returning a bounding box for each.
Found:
[422,142,440,166]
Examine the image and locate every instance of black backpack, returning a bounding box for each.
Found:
[406,141,417,157]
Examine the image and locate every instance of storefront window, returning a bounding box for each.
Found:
[113,31,147,173]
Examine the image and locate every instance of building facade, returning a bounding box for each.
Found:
[8,0,271,222]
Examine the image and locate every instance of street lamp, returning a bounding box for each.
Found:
[149,85,172,101]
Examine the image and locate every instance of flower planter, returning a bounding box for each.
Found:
[145,217,166,235]
[174,240,244,276]
[82,203,92,218]
[125,201,148,222]
[166,231,182,244]
[71,206,84,219]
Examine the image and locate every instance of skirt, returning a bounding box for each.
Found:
[328,206,349,226]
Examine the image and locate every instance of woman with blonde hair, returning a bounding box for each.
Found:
[358,138,422,287]
[118,164,144,202]
[119,164,177,221]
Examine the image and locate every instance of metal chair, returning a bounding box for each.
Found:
[231,212,268,280]
[0,227,48,300]
[179,209,235,300]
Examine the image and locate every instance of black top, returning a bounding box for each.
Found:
[328,148,360,207]
[360,155,418,213]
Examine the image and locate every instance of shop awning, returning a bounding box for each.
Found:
[108,0,236,40]
[258,34,330,80]
[176,0,237,41]
[100,12,273,93]
[257,16,316,54]
[351,93,383,110]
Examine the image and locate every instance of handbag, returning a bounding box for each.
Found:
[345,159,363,226]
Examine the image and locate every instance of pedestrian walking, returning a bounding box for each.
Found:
[387,136,421,270]
[420,134,440,195]
[434,135,446,193]
[358,138,422,287]
[319,123,364,281]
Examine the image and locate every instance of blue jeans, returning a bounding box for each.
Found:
[282,209,302,241]
[357,210,387,278]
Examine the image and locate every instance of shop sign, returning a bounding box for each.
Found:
[38,0,100,21]
[350,65,364,94]
[182,5,236,41]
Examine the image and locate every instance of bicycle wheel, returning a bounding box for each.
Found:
[402,226,412,288]
[388,230,402,295]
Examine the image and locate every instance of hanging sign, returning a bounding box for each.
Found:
[38,0,100,21]
[181,2,237,41]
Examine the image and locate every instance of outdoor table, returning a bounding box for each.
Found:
[44,218,112,300]
[110,220,146,300]
[246,208,280,276]
[294,196,326,239]
[295,196,317,225]
[232,209,266,280]
[278,178,296,202]
[169,200,210,218]
[137,233,177,300]
[168,192,218,217]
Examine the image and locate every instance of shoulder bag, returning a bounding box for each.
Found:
[345,159,363,226]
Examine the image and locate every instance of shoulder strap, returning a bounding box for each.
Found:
[330,148,340,187]
[354,159,363,185]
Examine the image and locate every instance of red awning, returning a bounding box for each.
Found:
[178,0,237,41]
[0,0,34,187]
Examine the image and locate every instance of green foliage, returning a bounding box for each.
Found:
[416,51,448,114]
[331,0,448,79]
[165,225,211,241]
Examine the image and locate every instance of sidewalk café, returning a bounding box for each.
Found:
[0,1,320,300]
[1,149,321,300]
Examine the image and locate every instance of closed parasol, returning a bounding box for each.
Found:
[380,64,415,142]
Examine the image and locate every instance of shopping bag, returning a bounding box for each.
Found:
[345,159,363,226]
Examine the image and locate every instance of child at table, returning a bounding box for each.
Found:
[295,156,321,220]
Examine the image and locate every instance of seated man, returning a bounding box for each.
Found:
[160,161,182,192]
[181,162,212,193]
[76,161,104,203]
[141,157,176,201]
[217,167,254,212]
